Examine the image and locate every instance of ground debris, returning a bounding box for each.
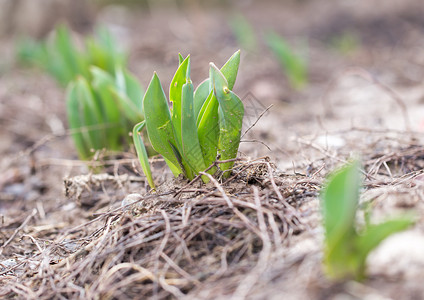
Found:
[0,158,313,299]
[64,173,145,208]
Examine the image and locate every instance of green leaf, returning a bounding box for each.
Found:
[16,38,48,68]
[321,161,360,253]
[54,25,88,84]
[321,160,414,281]
[195,50,240,123]
[143,73,183,175]
[169,56,190,150]
[197,90,219,170]
[85,38,108,73]
[178,53,184,65]
[116,67,144,111]
[75,77,106,151]
[193,79,210,120]
[181,82,207,179]
[109,90,143,124]
[229,14,257,52]
[133,121,155,190]
[163,157,182,177]
[265,31,307,90]
[354,217,414,280]
[90,67,123,150]
[169,141,189,178]
[220,50,241,90]
[90,66,144,153]
[16,25,127,87]
[91,66,115,85]
[210,63,244,176]
[66,82,90,159]
[321,160,362,280]
[195,49,241,145]
[196,88,213,127]
[85,26,126,74]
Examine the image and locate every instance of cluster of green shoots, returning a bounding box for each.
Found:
[133,50,244,190]
[321,160,414,281]
[66,66,144,159]
[17,25,126,87]
[17,24,146,159]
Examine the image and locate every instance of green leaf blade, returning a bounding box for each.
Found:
[321,161,361,251]
[91,67,123,150]
[178,53,185,65]
[117,67,145,111]
[210,63,244,176]
[265,32,307,90]
[194,79,210,120]
[133,121,155,190]
[66,82,90,159]
[197,90,219,170]
[181,82,207,177]
[75,77,107,152]
[354,217,414,280]
[54,25,89,84]
[220,50,241,90]
[169,56,190,150]
[143,73,183,175]
[229,14,257,52]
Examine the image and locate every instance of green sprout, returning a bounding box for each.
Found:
[17,25,126,86]
[265,31,308,90]
[321,160,414,281]
[133,50,244,190]
[330,31,360,56]
[17,24,143,161]
[228,13,257,53]
[66,66,144,159]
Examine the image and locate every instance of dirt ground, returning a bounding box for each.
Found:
[1,0,424,299]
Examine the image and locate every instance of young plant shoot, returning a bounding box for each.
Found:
[228,13,257,53]
[17,25,126,86]
[265,31,308,90]
[66,66,144,159]
[321,160,414,281]
[133,50,244,190]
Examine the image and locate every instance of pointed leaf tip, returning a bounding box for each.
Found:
[209,63,221,76]
[152,72,161,82]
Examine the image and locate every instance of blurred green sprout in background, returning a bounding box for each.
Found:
[228,13,257,53]
[67,66,144,159]
[329,31,360,56]
[265,31,308,90]
[17,25,126,87]
[16,24,148,160]
[321,160,414,281]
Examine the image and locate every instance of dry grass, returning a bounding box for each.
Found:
[1,127,424,299]
[0,158,319,299]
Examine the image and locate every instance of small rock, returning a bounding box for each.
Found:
[0,258,18,274]
[121,193,143,211]
[62,240,80,252]
[0,258,17,269]
[316,135,346,149]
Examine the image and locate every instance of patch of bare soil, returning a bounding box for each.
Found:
[1,1,424,299]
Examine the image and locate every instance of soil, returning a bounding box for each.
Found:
[1,0,424,299]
